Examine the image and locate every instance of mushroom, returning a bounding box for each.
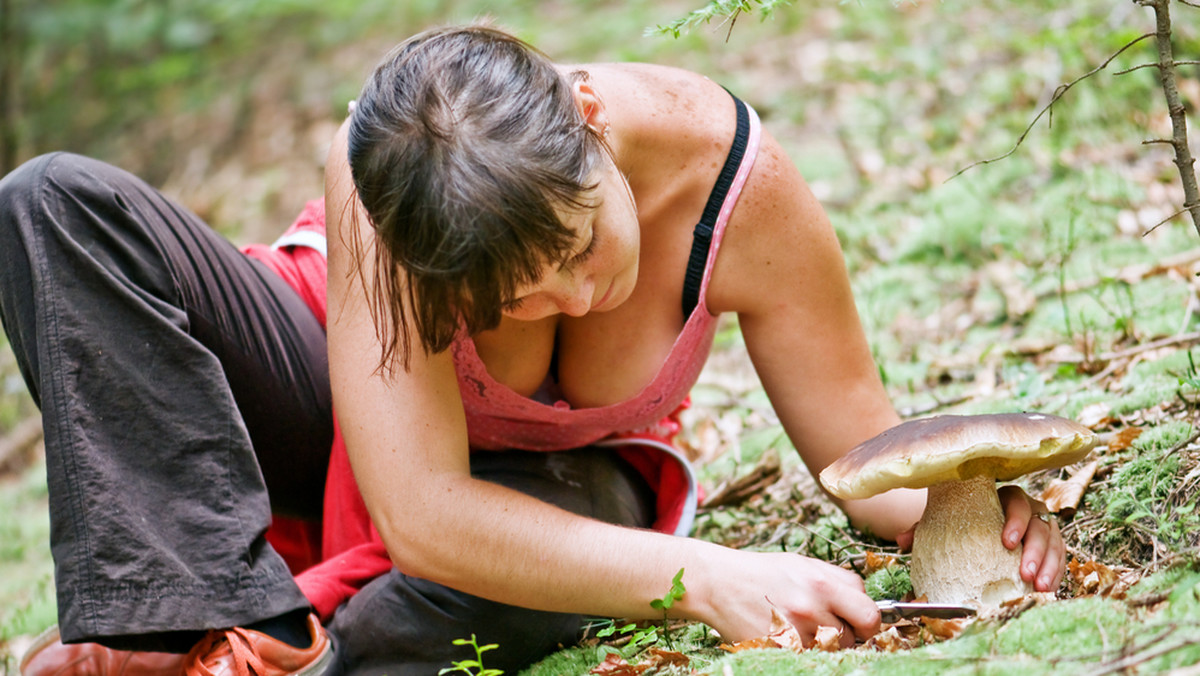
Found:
[820,413,1096,608]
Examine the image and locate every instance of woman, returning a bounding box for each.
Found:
[4,24,1065,676]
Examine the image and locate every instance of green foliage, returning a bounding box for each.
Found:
[0,460,55,641]
[864,566,912,602]
[596,568,688,654]
[439,634,503,676]
[1085,425,1200,560]
[648,0,795,39]
[594,621,662,656]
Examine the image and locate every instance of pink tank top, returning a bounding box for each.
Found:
[456,102,762,452]
[246,99,762,540]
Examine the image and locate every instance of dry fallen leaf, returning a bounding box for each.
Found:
[643,648,689,669]
[1076,402,1114,430]
[811,625,842,652]
[863,551,900,576]
[1041,460,1099,515]
[921,616,971,641]
[589,653,647,675]
[1109,427,1143,453]
[718,637,781,653]
[1068,558,1120,597]
[718,608,805,654]
[863,625,914,652]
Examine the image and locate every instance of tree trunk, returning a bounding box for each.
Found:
[0,0,16,175]
[1144,0,1200,239]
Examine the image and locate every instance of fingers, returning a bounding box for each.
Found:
[998,485,1032,549]
[1023,512,1066,591]
[765,555,880,646]
[819,566,881,642]
[998,485,1067,592]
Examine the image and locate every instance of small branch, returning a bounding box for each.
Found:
[1048,330,1200,365]
[1087,632,1200,676]
[1144,204,1193,235]
[1035,247,1200,299]
[1138,0,1200,239]
[949,32,1156,180]
[1116,59,1200,75]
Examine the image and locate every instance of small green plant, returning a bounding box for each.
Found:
[594,621,661,656]
[595,568,688,654]
[650,568,687,648]
[438,634,503,676]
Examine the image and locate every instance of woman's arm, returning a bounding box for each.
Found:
[706,130,925,539]
[324,119,881,644]
[709,129,1066,591]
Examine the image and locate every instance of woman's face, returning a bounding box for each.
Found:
[500,158,640,321]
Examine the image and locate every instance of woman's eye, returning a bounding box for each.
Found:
[502,297,526,312]
[571,229,599,265]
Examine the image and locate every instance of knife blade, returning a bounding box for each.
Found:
[876,600,978,623]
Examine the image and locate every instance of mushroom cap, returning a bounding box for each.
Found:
[820,413,1096,500]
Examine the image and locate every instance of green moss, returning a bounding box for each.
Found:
[990,597,1131,662]
[1106,382,1180,417]
[519,645,608,676]
[865,566,913,601]
[1128,563,1200,598]
[1131,421,1194,455]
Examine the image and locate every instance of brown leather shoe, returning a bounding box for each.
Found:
[181,614,332,676]
[19,625,185,676]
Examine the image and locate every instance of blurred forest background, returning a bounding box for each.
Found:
[5,0,1200,673]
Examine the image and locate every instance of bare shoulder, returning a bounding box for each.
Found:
[324,118,356,235]
[706,128,847,316]
[586,63,736,141]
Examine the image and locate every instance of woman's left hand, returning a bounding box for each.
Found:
[894,485,1066,593]
[997,485,1066,593]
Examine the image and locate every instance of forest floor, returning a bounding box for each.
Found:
[2,1,1200,674]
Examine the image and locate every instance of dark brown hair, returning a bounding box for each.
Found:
[346,25,608,372]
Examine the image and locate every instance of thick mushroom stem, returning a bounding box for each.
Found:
[911,474,1031,607]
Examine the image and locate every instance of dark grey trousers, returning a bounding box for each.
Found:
[0,153,655,674]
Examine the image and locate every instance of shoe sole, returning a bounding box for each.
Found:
[293,640,334,676]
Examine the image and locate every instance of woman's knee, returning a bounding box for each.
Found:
[0,153,131,248]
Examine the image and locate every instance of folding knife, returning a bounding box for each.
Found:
[876,600,978,623]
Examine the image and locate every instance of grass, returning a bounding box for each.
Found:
[4,0,1200,673]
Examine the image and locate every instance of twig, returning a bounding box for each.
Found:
[1047,330,1200,364]
[1115,59,1200,75]
[1035,247,1200,299]
[898,394,972,418]
[1085,630,1200,676]
[1164,427,1200,457]
[948,32,1156,180]
[1137,0,1200,239]
[1142,204,1192,236]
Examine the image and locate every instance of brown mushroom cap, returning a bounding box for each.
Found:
[820,413,1096,500]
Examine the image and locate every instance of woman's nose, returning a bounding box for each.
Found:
[553,274,593,317]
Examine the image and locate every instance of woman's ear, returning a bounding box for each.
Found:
[571,79,610,137]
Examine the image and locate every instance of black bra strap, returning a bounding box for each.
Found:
[681,94,750,319]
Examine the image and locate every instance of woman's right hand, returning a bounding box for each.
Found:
[689,549,881,648]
